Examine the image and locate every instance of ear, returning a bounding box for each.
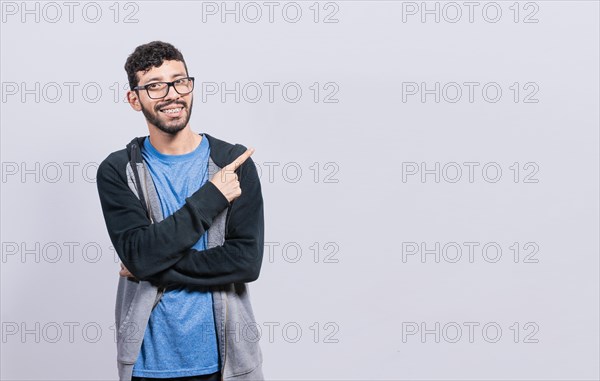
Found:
[127,90,142,111]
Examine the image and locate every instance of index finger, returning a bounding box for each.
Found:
[226,147,255,171]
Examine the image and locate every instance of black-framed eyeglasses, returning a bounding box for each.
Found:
[133,77,195,99]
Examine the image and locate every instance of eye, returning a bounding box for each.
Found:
[147,82,164,90]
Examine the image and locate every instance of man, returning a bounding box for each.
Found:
[96,41,265,381]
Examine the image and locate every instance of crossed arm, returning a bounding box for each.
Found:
[96,149,264,287]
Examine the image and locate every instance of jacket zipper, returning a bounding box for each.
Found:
[133,147,167,303]
[139,158,168,303]
[139,159,154,224]
[221,167,231,380]
[222,203,233,379]
[222,292,228,381]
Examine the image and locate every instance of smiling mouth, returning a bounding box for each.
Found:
[158,104,186,118]
[160,106,183,114]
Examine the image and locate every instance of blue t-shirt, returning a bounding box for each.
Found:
[132,134,219,378]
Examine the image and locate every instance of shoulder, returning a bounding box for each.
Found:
[204,133,260,186]
[97,147,129,181]
[203,132,249,168]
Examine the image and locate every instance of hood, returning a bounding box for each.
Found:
[126,132,246,168]
[124,132,247,220]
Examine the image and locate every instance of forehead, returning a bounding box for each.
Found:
[137,60,186,83]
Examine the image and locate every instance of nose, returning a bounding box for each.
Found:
[162,83,181,102]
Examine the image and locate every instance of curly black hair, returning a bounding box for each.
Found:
[124,41,189,90]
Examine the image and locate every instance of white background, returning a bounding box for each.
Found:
[1,1,599,380]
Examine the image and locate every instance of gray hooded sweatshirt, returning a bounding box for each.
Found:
[96,133,265,381]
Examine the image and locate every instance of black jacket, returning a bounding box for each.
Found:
[96,132,264,287]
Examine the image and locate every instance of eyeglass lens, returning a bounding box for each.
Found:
[147,78,194,99]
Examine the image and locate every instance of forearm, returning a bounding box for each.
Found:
[145,154,264,287]
[146,231,264,287]
[97,160,230,279]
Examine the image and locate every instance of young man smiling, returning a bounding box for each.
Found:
[96,41,265,381]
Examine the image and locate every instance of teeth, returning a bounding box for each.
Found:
[162,107,182,114]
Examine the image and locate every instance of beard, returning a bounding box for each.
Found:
[141,96,194,135]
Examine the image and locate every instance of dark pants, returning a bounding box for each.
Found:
[132,371,221,381]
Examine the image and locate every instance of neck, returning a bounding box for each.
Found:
[147,125,202,155]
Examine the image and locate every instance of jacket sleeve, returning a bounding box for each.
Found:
[96,156,230,279]
[146,155,264,287]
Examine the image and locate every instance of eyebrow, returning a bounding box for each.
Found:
[143,73,187,84]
